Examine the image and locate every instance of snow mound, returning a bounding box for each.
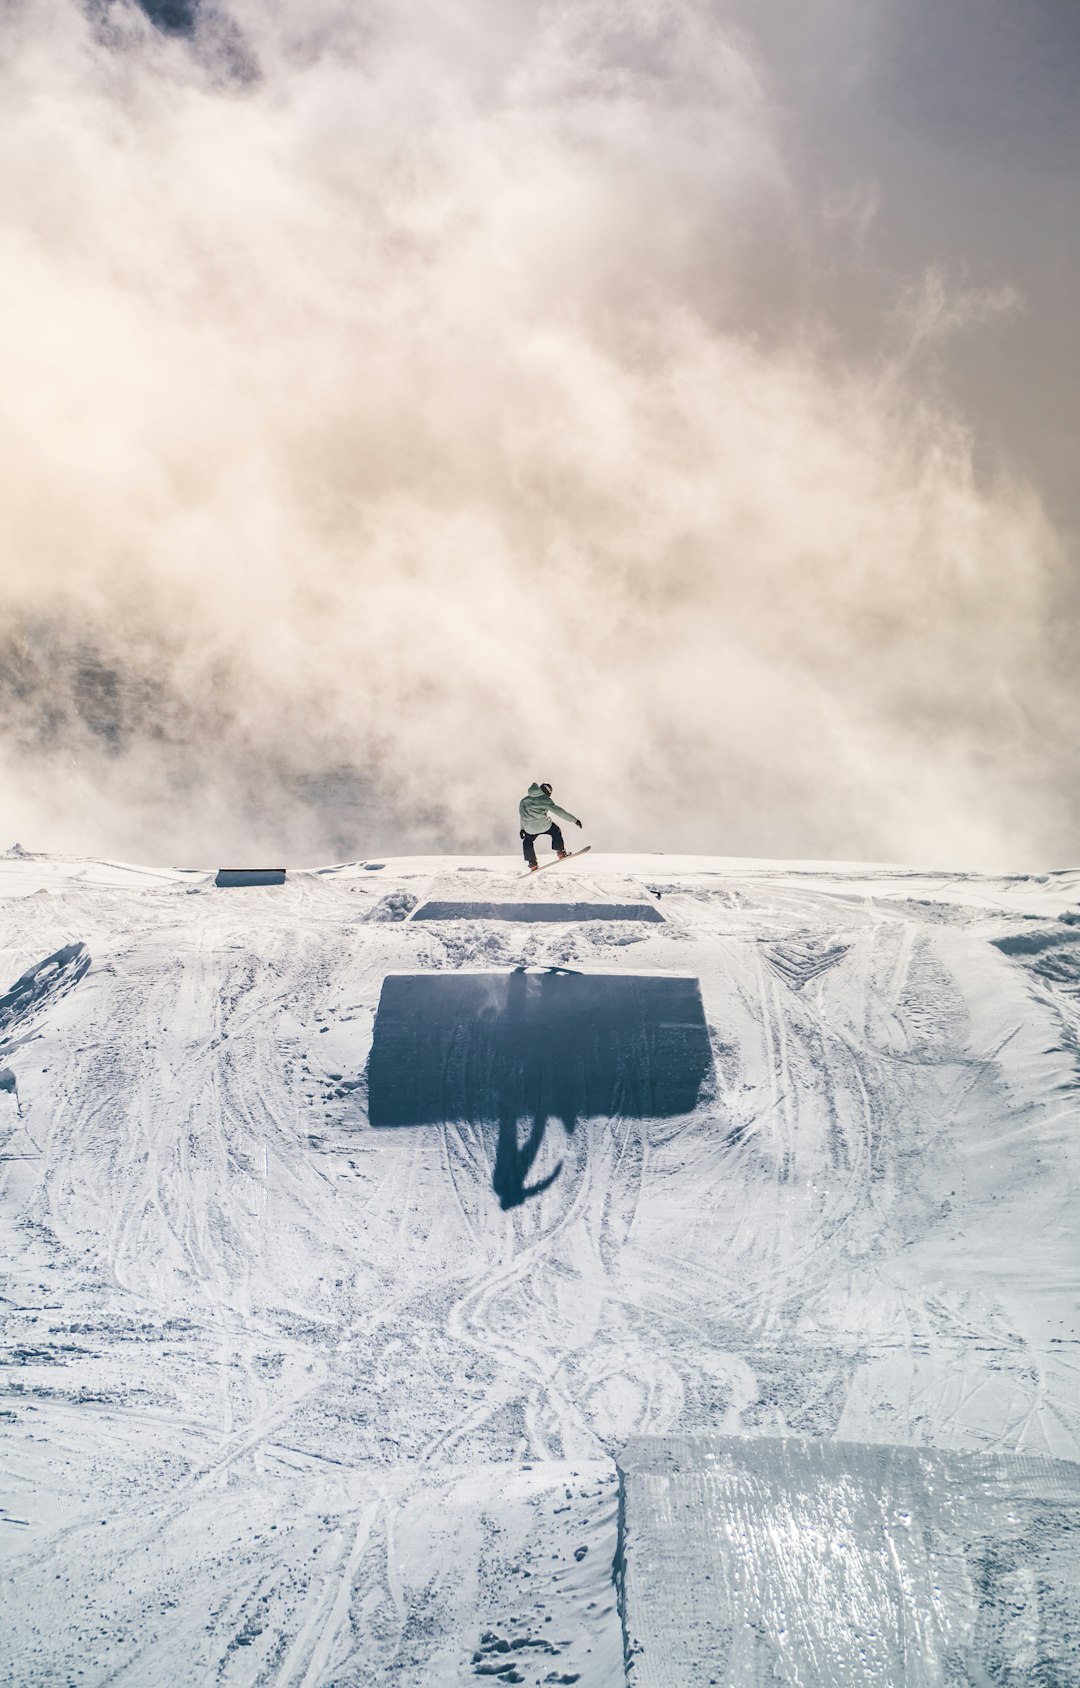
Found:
[0,941,90,1038]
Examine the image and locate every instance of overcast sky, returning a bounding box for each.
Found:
[735,0,1079,531]
[1,0,1077,868]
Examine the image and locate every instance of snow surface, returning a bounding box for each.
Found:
[1,848,1079,1685]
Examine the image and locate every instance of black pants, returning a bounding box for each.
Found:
[522,821,565,867]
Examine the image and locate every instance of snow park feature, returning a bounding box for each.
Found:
[214,868,288,888]
[2,847,1080,1686]
[366,970,712,1207]
[411,899,664,922]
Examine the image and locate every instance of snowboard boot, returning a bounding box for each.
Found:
[557,850,569,860]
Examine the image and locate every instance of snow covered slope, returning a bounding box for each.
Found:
[1,849,1079,1685]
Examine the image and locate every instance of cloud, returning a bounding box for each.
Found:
[890,265,1022,366]
[0,0,1075,869]
[820,180,880,258]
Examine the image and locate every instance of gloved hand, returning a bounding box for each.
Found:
[575,818,583,828]
[519,829,526,839]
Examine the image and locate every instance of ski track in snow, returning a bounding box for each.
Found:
[0,851,1078,1684]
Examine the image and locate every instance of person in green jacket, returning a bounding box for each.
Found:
[518,782,583,870]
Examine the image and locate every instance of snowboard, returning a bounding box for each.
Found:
[519,845,591,878]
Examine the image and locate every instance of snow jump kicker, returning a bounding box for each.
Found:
[366,969,713,1207]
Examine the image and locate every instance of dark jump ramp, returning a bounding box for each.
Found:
[412,901,663,923]
[214,869,286,887]
[367,970,712,1130]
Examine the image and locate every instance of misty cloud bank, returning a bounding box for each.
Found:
[1,0,1076,867]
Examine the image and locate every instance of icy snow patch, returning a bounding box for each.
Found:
[618,1435,1080,1687]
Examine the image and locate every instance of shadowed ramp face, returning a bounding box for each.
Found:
[214,869,286,887]
[412,901,664,922]
[368,971,712,1207]
[367,971,711,1132]
[0,943,90,1039]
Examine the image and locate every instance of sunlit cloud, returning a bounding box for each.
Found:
[0,0,1075,869]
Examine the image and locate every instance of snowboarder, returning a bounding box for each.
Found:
[518,782,582,871]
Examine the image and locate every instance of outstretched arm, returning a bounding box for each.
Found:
[549,802,581,826]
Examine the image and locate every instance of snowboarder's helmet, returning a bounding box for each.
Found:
[540,782,553,796]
